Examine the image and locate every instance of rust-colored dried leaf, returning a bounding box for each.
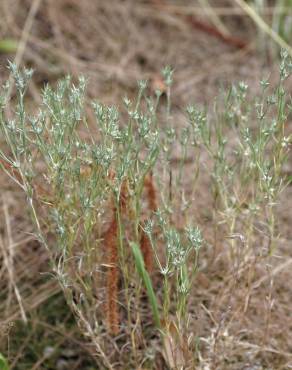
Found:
[104,207,119,335]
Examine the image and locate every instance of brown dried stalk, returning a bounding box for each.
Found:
[104,177,130,335]
[140,224,153,273]
[105,205,119,335]
[144,171,157,213]
[140,172,158,273]
[104,172,157,334]
[120,178,129,214]
[0,158,23,184]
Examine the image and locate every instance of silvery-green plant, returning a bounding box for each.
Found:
[145,212,203,325]
[0,56,290,368]
[185,50,291,265]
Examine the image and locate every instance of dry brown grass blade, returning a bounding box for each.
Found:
[6,0,42,102]
[251,257,292,290]
[150,0,247,49]
[1,280,60,326]
[142,5,291,17]
[1,195,27,323]
[162,319,189,369]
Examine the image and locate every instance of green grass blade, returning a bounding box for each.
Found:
[235,0,292,57]
[0,39,18,54]
[130,242,161,329]
[0,354,9,370]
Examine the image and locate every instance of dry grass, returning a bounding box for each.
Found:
[0,1,292,369]
[0,0,269,103]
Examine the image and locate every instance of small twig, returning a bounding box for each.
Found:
[251,257,292,290]
[186,14,247,49]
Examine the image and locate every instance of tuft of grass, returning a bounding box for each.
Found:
[0,55,291,367]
